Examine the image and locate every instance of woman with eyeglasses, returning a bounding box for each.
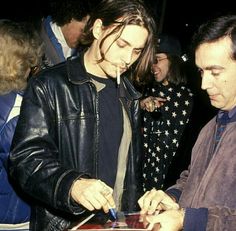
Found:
[140,34,194,192]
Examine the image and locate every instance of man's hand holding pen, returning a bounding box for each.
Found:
[70,178,117,218]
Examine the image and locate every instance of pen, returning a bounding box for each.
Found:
[109,207,117,221]
[71,213,95,230]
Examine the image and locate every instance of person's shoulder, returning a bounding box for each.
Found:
[30,56,84,88]
[25,63,68,96]
[37,61,68,81]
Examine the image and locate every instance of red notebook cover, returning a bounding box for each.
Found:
[68,212,153,231]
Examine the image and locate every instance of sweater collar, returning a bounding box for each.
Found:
[217,106,236,124]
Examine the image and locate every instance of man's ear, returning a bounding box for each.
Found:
[92,19,103,39]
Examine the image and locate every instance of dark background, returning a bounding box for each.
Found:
[1,0,235,187]
[2,0,236,53]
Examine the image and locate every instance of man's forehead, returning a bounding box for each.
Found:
[118,25,148,47]
[195,38,233,67]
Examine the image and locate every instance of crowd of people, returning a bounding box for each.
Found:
[1,0,236,231]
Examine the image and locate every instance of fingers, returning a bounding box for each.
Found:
[141,189,163,214]
[143,97,156,112]
[139,189,161,214]
[77,188,102,211]
[153,97,166,108]
[70,178,115,213]
[140,97,154,111]
[98,180,116,212]
[139,189,179,215]
[140,96,166,112]
[161,198,179,211]
[146,210,184,231]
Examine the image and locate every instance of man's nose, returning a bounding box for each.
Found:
[122,50,133,66]
[201,73,212,90]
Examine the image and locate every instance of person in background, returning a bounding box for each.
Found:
[138,14,236,231]
[40,0,95,68]
[0,19,43,230]
[9,0,156,230]
[140,34,193,191]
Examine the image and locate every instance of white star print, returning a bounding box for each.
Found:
[142,83,193,190]
[174,102,179,107]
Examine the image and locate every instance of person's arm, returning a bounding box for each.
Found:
[165,166,190,201]
[9,77,116,215]
[182,207,208,231]
[139,165,209,231]
[165,167,236,231]
[149,205,236,231]
[8,78,87,215]
[185,206,236,230]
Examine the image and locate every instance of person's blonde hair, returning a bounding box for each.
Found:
[0,19,43,95]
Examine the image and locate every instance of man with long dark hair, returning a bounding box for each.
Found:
[9,0,156,230]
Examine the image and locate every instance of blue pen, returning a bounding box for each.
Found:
[109,207,117,221]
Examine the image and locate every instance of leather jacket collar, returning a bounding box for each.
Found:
[66,53,142,101]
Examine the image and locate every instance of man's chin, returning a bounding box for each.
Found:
[210,101,221,109]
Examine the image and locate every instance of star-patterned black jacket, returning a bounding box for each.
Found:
[142,82,193,191]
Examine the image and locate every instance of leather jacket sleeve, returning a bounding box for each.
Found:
[9,77,87,215]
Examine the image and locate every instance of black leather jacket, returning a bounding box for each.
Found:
[9,55,143,231]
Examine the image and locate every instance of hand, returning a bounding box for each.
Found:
[147,209,184,231]
[70,178,115,213]
[140,96,166,112]
[138,189,179,215]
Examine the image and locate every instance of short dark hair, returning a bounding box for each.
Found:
[49,0,95,26]
[82,0,157,84]
[192,14,236,60]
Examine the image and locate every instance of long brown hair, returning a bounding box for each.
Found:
[81,0,157,85]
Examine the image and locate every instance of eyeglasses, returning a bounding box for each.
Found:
[154,57,168,64]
